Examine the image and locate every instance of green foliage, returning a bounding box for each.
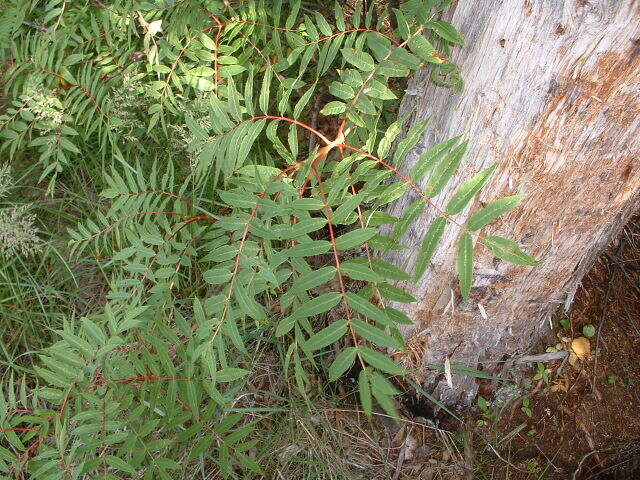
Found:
[0,0,536,477]
[582,324,596,338]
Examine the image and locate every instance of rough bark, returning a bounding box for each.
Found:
[386,0,640,407]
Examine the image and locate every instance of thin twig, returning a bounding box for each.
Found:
[572,449,604,480]
[486,442,532,474]
[515,351,568,364]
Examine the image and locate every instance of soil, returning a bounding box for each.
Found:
[471,216,640,479]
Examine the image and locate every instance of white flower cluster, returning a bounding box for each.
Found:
[0,165,42,257]
[20,78,64,132]
[169,94,212,169]
[110,74,143,137]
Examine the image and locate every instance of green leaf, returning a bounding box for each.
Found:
[341,48,375,71]
[376,181,408,205]
[56,330,93,358]
[334,228,378,250]
[368,258,410,281]
[372,387,399,419]
[354,94,377,115]
[346,292,390,326]
[305,15,319,41]
[295,292,342,318]
[332,192,365,224]
[200,32,216,50]
[216,368,250,382]
[366,32,392,61]
[446,165,497,215]
[294,83,317,118]
[335,2,346,30]
[426,21,465,45]
[393,8,410,40]
[394,120,428,167]
[34,366,70,388]
[188,66,215,77]
[466,195,524,231]
[320,101,346,115]
[234,284,266,320]
[105,456,137,475]
[81,318,107,346]
[390,46,421,69]
[424,141,468,197]
[259,66,272,114]
[457,233,474,302]
[287,240,332,257]
[315,12,332,35]
[407,34,437,62]
[358,370,373,416]
[291,198,325,211]
[220,65,247,77]
[414,217,446,281]
[370,373,401,417]
[376,282,416,303]
[276,315,296,336]
[360,346,406,375]
[203,268,233,284]
[283,218,327,238]
[307,320,348,351]
[582,324,596,338]
[393,199,424,239]
[329,81,355,100]
[410,136,460,182]
[384,306,413,325]
[364,79,396,100]
[482,236,538,266]
[370,371,400,395]
[377,118,404,159]
[340,260,384,282]
[290,266,337,294]
[352,319,402,349]
[329,347,357,380]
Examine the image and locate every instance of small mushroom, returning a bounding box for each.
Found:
[570,337,591,360]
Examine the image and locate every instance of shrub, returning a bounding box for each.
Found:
[0,0,534,477]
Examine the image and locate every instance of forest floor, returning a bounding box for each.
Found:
[473,215,640,480]
[300,216,640,480]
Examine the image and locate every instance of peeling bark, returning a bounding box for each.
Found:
[385,0,640,407]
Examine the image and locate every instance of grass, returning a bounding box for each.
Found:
[0,164,111,370]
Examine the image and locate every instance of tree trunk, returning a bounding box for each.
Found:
[386,0,640,407]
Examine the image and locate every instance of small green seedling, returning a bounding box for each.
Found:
[476,395,492,426]
[532,362,552,384]
[521,397,533,417]
[582,324,596,338]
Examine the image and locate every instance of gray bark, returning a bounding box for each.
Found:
[386,0,640,407]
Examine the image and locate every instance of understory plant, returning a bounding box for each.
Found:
[0,0,536,478]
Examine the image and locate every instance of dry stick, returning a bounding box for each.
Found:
[486,442,532,474]
[576,417,604,467]
[572,449,606,480]
[514,351,568,364]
